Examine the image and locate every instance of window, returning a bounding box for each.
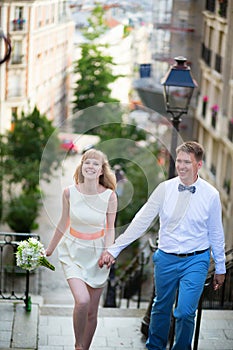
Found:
[11,40,23,64]
[8,74,22,98]
[13,6,25,31]
[15,6,23,19]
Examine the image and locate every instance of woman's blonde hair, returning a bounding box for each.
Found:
[74,149,116,190]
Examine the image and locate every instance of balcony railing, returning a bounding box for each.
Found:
[0,232,40,311]
[11,55,24,65]
[215,53,222,73]
[227,120,233,142]
[205,0,216,12]
[218,0,228,18]
[12,19,26,31]
[201,43,212,66]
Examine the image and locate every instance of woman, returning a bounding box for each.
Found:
[46,149,117,350]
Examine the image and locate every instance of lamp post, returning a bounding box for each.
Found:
[141,56,198,339]
[161,56,198,178]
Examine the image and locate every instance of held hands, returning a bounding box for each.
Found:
[213,273,225,290]
[98,250,115,269]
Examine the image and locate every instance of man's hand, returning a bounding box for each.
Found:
[98,251,115,269]
[213,273,225,290]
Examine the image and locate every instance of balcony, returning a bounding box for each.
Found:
[12,19,26,32]
[227,120,233,142]
[7,88,24,99]
[211,105,219,129]
[215,53,222,73]
[202,96,209,118]
[218,0,228,18]
[205,0,216,13]
[201,43,212,67]
[11,55,24,65]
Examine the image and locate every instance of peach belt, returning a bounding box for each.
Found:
[70,227,104,240]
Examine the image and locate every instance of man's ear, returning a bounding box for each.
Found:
[198,160,203,170]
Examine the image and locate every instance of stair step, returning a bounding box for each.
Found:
[0,301,39,350]
[40,304,147,318]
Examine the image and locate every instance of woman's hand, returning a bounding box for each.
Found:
[45,248,52,257]
[98,251,115,268]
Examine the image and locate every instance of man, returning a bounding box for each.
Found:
[99,141,226,350]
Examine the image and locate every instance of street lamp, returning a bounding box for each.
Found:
[141,56,198,340]
[161,56,198,178]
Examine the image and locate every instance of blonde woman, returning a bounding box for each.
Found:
[46,149,117,350]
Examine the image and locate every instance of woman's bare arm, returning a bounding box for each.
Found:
[45,188,70,256]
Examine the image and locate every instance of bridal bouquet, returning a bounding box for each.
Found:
[16,237,55,271]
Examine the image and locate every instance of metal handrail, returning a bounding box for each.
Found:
[103,240,151,308]
[0,232,40,311]
[141,239,233,349]
[193,248,233,349]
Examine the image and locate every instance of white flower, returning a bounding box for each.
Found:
[16,238,55,271]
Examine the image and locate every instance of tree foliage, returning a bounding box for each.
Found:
[2,106,60,232]
[72,5,121,112]
[5,107,60,191]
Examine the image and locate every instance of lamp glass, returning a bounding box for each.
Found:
[161,56,197,114]
[163,85,194,113]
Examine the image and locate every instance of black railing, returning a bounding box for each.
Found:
[201,43,212,66]
[103,241,150,308]
[140,237,233,349]
[206,0,216,12]
[228,121,233,142]
[193,248,233,349]
[0,232,40,311]
[215,53,222,73]
[218,0,228,18]
[12,19,26,31]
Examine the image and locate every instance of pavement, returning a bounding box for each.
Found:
[0,298,233,350]
[1,142,233,350]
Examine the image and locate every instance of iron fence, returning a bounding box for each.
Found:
[103,241,151,308]
[0,232,40,311]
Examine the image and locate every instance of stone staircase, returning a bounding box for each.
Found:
[1,297,233,350]
[0,297,147,350]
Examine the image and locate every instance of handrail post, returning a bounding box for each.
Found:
[0,232,39,309]
[103,265,116,307]
[25,270,31,311]
[193,288,205,350]
[137,252,145,309]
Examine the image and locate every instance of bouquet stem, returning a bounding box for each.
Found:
[39,256,55,271]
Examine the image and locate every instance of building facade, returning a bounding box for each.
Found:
[196,0,233,249]
[133,0,233,250]
[0,0,75,133]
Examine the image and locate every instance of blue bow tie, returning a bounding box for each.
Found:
[178,183,196,194]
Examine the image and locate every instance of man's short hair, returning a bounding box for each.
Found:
[176,141,204,162]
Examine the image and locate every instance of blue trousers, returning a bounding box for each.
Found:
[146,249,210,350]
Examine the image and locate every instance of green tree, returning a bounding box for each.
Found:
[3,106,60,232]
[73,4,121,112]
[0,134,7,222]
[73,102,164,236]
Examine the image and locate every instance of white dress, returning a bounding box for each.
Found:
[58,185,113,288]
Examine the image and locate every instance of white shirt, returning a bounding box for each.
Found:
[108,176,226,274]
